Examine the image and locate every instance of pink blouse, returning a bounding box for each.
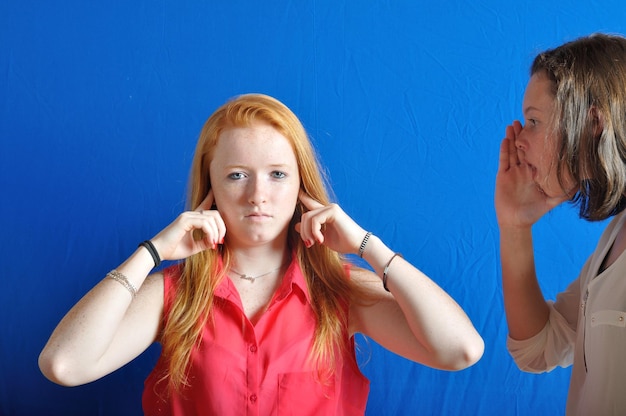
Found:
[142,258,370,415]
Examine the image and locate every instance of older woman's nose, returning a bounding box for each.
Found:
[515,132,528,151]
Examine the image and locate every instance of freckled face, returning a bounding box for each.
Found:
[209,123,300,247]
[516,72,576,198]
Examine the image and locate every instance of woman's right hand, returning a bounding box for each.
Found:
[150,190,226,261]
[37,193,226,386]
[495,121,567,229]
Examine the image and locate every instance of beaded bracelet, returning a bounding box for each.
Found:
[358,231,372,258]
[139,240,161,268]
[382,252,402,292]
[106,269,137,298]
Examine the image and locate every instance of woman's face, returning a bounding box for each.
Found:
[516,71,576,198]
[209,123,300,248]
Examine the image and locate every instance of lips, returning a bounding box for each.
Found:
[246,212,271,219]
[247,211,270,216]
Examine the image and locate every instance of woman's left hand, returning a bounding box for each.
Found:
[296,191,366,255]
[297,192,485,370]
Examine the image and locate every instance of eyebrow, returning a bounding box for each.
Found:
[523,105,542,115]
[223,163,292,169]
[268,163,292,169]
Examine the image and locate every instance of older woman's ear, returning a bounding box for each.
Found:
[590,106,604,138]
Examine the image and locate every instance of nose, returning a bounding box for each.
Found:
[248,176,267,205]
[515,130,528,151]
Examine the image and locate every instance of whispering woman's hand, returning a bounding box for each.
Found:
[495,121,568,229]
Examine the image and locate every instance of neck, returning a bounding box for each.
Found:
[228,245,291,276]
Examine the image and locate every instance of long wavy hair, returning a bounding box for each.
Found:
[531,33,626,220]
[159,93,365,391]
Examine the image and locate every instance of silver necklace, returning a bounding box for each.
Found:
[230,265,282,282]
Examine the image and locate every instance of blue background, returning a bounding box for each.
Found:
[1,1,621,415]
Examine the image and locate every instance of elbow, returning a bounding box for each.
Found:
[442,333,485,371]
[38,349,85,387]
[457,336,485,370]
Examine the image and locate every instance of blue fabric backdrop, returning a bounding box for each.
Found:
[1,1,622,415]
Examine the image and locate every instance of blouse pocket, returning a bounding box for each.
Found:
[277,372,369,416]
[590,310,626,328]
[277,371,336,416]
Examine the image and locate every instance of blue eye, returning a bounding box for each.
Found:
[228,172,246,180]
[272,171,286,179]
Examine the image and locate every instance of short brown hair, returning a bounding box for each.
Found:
[532,33,626,220]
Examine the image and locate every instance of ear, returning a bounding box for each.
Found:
[590,106,604,137]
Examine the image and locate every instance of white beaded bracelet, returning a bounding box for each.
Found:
[106,269,137,299]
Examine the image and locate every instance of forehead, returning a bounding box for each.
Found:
[212,123,297,164]
[523,72,556,114]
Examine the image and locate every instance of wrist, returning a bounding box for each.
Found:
[138,240,161,268]
[497,223,533,236]
[358,231,372,257]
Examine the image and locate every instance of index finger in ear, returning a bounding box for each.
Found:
[298,190,324,211]
[196,189,214,212]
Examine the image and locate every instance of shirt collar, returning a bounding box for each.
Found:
[214,252,312,305]
[279,255,312,305]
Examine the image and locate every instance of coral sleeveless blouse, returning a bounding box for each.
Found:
[142,258,370,415]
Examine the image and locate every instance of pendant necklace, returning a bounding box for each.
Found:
[230,265,283,282]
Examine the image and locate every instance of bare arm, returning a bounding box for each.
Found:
[498,226,550,340]
[296,192,484,371]
[495,124,568,340]
[39,190,226,386]
[38,249,163,386]
[348,235,484,370]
